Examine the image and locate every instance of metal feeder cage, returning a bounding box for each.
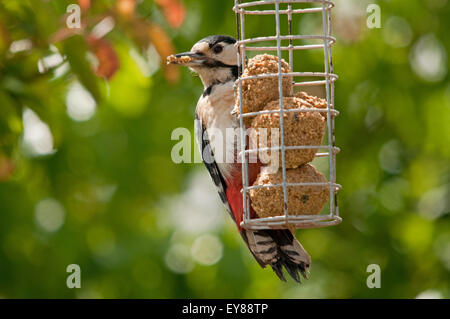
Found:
[234,0,342,230]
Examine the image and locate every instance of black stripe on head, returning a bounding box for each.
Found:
[203,59,238,70]
[197,35,236,48]
[202,59,238,81]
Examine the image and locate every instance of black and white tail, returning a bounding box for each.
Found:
[241,229,311,282]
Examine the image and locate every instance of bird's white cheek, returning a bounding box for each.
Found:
[220,46,238,65]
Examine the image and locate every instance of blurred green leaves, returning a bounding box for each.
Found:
[104,43,152,117]
[63,35,101,102]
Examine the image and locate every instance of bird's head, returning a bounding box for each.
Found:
[168,35,238,88]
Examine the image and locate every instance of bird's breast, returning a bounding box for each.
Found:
[196,81,241,179]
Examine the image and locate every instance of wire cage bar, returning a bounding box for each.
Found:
[234,0,341,230]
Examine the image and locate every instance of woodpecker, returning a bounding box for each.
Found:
[169,35,311,282]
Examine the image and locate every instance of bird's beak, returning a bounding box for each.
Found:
[167,52,207,66]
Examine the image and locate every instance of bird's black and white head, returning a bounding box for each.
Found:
[169,35,238,88]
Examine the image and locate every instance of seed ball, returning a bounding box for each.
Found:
[294,91,329,120]
[235,54,293,126]
[249,97,326,168]
[249,164,329,218]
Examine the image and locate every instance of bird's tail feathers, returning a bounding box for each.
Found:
[241,229,311,283]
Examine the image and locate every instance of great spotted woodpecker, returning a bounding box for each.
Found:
[169,35,310,282]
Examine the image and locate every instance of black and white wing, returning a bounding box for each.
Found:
[194,111,235,222]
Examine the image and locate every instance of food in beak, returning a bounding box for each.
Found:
[166,54,193,65]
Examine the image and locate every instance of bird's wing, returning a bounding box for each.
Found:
[194,111,235,223]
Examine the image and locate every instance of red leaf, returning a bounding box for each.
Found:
[0,155,15,182]
[117,0,136,18]
[0,21,11,52]
[87,36,120,79]
[164,64,180,84]
[49,27,82,43]
[148,23,179,83]
[148,23,174,59]
[78,0,90,10]
[155,0,186,29]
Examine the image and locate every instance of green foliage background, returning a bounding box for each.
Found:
[0,0,449,298]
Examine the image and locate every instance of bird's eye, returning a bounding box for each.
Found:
[213,45,223,54]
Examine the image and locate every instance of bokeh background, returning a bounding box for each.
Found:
[0,0,449,298]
